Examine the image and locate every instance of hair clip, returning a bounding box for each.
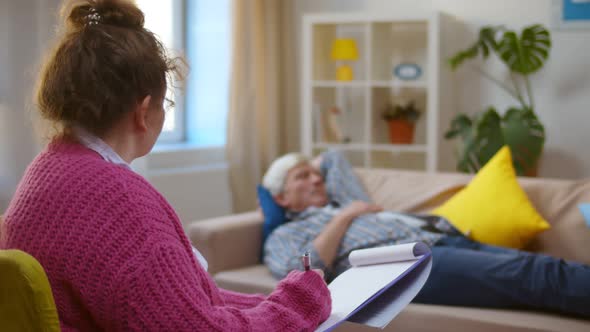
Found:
[86,7,101,26]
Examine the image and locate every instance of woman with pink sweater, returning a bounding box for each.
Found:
[0,0,331,330]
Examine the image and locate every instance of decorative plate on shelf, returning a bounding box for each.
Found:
[393,63,422,81]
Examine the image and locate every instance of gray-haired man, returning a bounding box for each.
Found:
[261,149,590,317]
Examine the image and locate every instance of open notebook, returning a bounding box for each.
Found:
[316,242,432,332]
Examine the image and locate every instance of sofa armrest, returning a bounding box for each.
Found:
[187,211,264,275]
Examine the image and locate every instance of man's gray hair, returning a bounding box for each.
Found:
[262,153,309,195]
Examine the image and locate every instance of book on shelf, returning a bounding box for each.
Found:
[316,242,432,332]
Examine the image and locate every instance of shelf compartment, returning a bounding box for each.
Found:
[371,86,427,146]
[371,21,428,82]
[312,23,368,81]
[312,86,367,145]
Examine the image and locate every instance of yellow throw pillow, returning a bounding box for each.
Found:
[433,146,550,249]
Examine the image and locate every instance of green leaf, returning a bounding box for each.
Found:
[448,26,503,70]
[473,107,505,166]
[479,27,500,56]
[444,114,472,139]
[501,107,545,173]
[448,46,477,70]
[446,107,545,175]
[497,24,551,74]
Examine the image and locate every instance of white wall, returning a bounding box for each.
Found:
[286,0,590,178]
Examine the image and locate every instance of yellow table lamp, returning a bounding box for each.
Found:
[331,38,358,81]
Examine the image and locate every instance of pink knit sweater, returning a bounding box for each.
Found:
[0,140,331,331]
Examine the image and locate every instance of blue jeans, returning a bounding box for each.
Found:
[414,235,590,318]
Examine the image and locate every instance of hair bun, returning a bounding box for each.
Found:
[63,0,144,31]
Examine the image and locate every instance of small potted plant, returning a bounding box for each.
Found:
[381,101,421,144]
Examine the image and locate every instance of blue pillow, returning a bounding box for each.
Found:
[579,204,590,228]
[257,185,287,258]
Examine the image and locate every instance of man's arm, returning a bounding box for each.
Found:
[264,201,381,279]
[312,201,382,269]
[319,150,371,205]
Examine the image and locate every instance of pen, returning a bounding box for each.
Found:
[301,251,311,271]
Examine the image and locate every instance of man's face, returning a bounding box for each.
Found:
[275,162,329,212]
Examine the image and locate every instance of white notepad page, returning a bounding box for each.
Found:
[315,242,432,332]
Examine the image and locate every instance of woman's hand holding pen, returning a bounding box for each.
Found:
[302,251,326,280]
[311,269,325,280]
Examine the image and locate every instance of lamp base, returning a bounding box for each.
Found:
[336,65,354,81]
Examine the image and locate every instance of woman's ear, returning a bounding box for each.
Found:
[133,95,152,132]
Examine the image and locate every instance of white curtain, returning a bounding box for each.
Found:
[226,0,286,212]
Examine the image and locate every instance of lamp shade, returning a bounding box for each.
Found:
[331,38,358,61]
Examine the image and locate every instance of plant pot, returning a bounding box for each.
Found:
[387,120,414,144]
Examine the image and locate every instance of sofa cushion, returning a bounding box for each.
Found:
[432,146,550,249]
[214,264,278,295]
[517,179,590,265]
[189,211,264,275]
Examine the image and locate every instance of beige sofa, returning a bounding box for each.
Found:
[188,169,590,332]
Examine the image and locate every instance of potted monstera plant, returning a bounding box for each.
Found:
[445,24,551,176]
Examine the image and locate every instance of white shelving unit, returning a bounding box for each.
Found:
[301,12,459,171]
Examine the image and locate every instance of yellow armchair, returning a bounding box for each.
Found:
[0,249,61,332]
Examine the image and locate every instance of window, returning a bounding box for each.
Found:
[137,0,231,146]
[136,0,184,142]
